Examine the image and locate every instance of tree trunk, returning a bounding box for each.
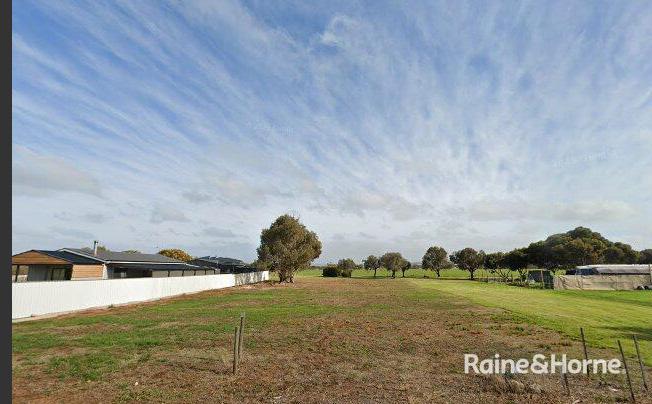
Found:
[374,269,377,278]
[436,269,440,278]
[470,269,475,280]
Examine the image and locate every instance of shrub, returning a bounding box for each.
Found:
[322,266,339,277]
[340,268,353,277]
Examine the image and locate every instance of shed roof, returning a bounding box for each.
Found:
[568,264,652,275]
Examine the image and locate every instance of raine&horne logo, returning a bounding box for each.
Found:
[464,353,623,375]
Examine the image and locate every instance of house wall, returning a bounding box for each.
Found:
[12,271,269,319]
[71,265,105,280]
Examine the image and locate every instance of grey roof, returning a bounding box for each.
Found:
[194,256,246,266]
[34,250,104,264]
[62,248,185,264]
[570,264,652,275]
[109,262,210,271]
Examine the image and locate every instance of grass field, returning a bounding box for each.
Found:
[300,268,652,362]
[12,276,652,403]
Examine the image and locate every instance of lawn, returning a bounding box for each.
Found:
[12,277,652,403]
[412,280,652,364]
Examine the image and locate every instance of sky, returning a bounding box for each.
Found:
[12,0,652,263]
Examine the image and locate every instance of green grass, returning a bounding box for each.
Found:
[413,279,652,364]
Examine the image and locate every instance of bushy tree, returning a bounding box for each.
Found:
[158,248,192,262]
[363,255,381,277]
[450,248,485,280]
[483,252,505,272]
[337,258,356,278]
[322,264,339,277]
[380,252,405,279]
[401,260,411,278]
[524,227,640,271]
[256,214,322,283]
[422,246,449,278]
[503,248,529,281]
[639,249,652,264]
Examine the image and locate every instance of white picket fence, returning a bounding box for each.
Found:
[12,271,269,320]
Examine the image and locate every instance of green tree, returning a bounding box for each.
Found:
[503,248,529,281]
[380,252,405,279]
[639,249,652,264]
[337,258,356,278]
[421,246,448,278]
[157,248,192,262]
[483,252,505,272]
[449,248,485,280]
[256,214,322,283]
[363,255,381,277]
[122,249,142,254]
[401,259,411,278]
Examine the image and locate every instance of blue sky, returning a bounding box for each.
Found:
[12,1,652,263]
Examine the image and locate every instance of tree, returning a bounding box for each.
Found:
[483,251,508,281]
[502,248,529,281]
[158,248,192,262]
[639,249,652,264]
[363,255,381,277]
[401,260,411,277]
[122,249,142,254]
[483,252,505,272]
[337,258,356,278]
[422,246,448,278]
[256,214,322,283]
[449,248,485,280]
[380,252,405,279]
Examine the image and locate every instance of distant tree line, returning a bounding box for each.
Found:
[328,226,651,281]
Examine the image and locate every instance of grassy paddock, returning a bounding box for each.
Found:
[12,277,652,402]
[414,279,652,364]
[297,267,508,279]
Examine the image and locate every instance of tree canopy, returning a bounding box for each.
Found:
[363,255,381,277]
[449,248,485,280]
[157,248,192,262]
[256,214,322,283]
[421,246,449,277]
[380,252,405,279]
[525,227,640,271]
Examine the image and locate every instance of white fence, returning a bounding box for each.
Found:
[12,271,269,320]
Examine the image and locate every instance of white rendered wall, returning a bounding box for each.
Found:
[12,271,269,319]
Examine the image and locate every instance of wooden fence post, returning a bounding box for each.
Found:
[232,326,240,374]
[580,328,590,374]
[633,336,648,391]
[238,313,245,359]
[618,340,636,403]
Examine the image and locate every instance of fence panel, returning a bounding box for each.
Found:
[12,271,269,319]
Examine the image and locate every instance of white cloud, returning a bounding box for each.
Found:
[12,146,102,197]
[11,1,652,260]
[150,205,190,224]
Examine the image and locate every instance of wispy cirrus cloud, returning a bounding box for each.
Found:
[12,1,652,261]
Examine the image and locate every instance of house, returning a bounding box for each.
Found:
[12,247,215,282]
[554,264,652,290]
[188,256,256,274]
